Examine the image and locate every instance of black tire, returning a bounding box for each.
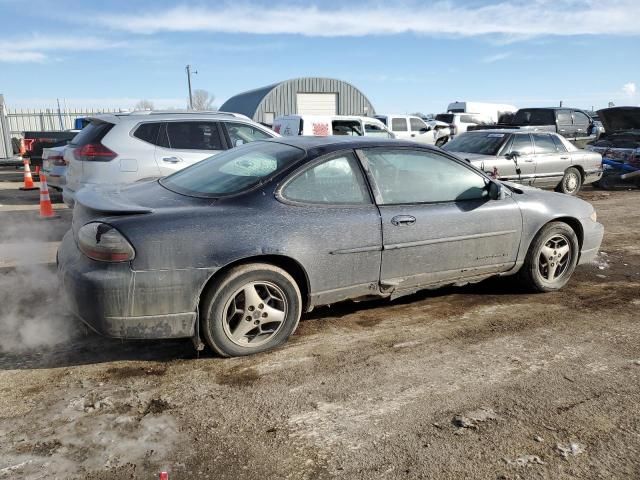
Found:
[201,263,302,357]
[517,222,579,293]
[556,167,582,195]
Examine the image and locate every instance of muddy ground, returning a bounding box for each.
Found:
[0,166,638,479]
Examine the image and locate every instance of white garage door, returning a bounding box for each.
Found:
[296,93,337,115]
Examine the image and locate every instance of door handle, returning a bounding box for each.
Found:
[391,215,416,226]
[560,156,569,160]
[524,159,535,163]
[411,134,416,137]
[162,156,182,163]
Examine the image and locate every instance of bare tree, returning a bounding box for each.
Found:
[134,99,154,110]
[191,89,215,110]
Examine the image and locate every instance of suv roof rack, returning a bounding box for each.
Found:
[116,110,248,118]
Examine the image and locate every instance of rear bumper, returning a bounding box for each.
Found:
[578,220,604,265]
[583,168,603,185]
[57,231,211,339]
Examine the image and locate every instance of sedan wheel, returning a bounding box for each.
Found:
[201,264,302,357]
[557,167,582,195]
[518,222,579,292]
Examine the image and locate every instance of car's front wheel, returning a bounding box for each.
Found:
[518,222,579,292]
[201,263,302,357]
[556,167,582,195]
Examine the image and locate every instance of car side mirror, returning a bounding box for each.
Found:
[235,139,245,147]
[506,151,521,160]
[488,181,504,200]
[420,126,431,132]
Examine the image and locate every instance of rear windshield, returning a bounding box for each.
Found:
[160,141,305,197]
[70,120,113,146]
[435,114,454,123]
[513,109,555,126]
[443,131,509,155]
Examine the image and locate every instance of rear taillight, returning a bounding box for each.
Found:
[450,124,458,136]
[73,143,117,162]
[78,222,135,262]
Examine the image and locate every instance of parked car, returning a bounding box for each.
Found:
[58,136,603,357]
[443,130,602,194]
[62,111,278,207]
[20,130,77,169]
[435,112,494,138]
[446,102,517,124]
[470,108,597,147]
[374,114,450,146]
[588,106,640,189]
[273,115,393,138]
[41,145,68,190]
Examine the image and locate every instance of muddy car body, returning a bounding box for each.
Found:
[588,107,640,164]
[58,137,603,356]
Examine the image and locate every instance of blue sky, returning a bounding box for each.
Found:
[1,0,639,114]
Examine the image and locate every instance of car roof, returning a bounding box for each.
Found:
[86,111,253,124]
[260,135,440,152]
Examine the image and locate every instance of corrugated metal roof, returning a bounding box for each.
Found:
[220,77,376,123]
[219,83,280,118]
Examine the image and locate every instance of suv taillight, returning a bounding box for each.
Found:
[450,124,457,136]
[73,143,117,162]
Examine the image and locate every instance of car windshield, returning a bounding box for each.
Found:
[160,141,305,197]
[513,109,555,126]
[435,114,454,123]
[442,132,509,155]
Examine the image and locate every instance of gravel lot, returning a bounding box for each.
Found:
[0,166,639,480]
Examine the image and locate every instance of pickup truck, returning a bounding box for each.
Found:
[468,107,597,148]
[20,131,77,169]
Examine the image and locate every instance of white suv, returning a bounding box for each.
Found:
[63,111,278,206]
[374,114,450,146]
[434,113,493,138]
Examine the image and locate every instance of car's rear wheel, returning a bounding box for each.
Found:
[518,222,579,292]
[201,263,302,357]
[556,167,582,195]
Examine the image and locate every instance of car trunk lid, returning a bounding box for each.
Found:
[596,107,640,133]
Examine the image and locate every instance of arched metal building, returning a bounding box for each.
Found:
[219,77,376,125]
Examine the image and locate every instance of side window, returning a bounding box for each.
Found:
[410,118,427,131]
[362,149,487,204]
[225,122,272,147]
[364,123,393,138]
[531,134,558,154]
[550,135,568,152]
[460,114,475,123]
[165,122,224,150]
[509,134,534,155]
[133,122,161,144]
[391,118,408,132]
[282,153,370,205]
[573,111,590,127]
[557,110,572,124]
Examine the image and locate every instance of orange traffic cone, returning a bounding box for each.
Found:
[19,158,39,191]
[39,173,58,219]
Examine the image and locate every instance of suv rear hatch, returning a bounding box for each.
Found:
[65,119,115,193]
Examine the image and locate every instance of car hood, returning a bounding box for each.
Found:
[596,107,640,132]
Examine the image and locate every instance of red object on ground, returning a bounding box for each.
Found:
[159,472,169,480]
[19,158,38,191]
[38,173,56,218]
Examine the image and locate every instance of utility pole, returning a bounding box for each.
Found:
[56,98,64,130]
[186,65,197,109]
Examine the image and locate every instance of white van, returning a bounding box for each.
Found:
[374,114,450,146]
[273,115,394,138]
[446,102,517,124]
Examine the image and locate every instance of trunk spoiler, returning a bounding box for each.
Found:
[75,187,153,214]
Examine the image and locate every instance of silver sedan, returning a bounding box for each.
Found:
[443,130,603,195]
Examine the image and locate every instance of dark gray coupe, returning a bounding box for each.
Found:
[58,137,603,357]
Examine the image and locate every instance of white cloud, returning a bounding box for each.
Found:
[0,35,126,63]
[93,1,640,39]
[623,82,637,97]
[481,52,512,63]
